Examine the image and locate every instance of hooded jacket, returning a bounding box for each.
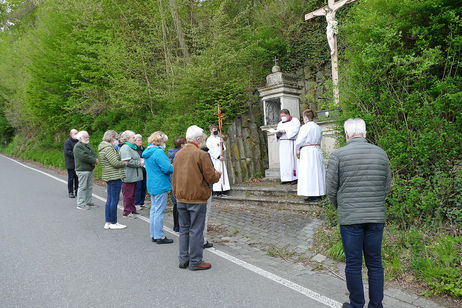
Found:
[142,145,173,195]
[98,141,126,182]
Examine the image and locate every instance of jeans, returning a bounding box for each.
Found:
[135,177,146,205]
[105,180,122,224]
[67,169,79,193]
[340,223,385,308]
[150,192,168,239]
[177,202,206,266]
[76,171,93,207]
[122,182,137,216]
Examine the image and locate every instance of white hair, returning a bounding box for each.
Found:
[186,125,203,142]
[134,134,142,140]
[75,130,88,141]
[120,130,135,142]
[344,118,366,138]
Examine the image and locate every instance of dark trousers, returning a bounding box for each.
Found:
[67,169,79,193]
[177,202,206,266]
[340,223,385,308]
[135,177,146,205]
[171,193,179,228]
[122,182,137,216]
[105,180,122,224]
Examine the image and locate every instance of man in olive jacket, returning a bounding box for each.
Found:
[172,125,221,271]
[327,118,391,308]
[73,131,98,210]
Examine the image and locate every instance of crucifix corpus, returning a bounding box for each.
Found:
[305,0,356,105]
[214,104,226,185]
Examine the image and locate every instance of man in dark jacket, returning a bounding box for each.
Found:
[64,129,79,198]
[73,131,98,210]
[327,118,391,308]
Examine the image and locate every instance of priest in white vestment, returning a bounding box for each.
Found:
[276,109,300,184]
[295,109,326,202]
[206,124,230,195]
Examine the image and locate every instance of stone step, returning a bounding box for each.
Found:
[212,193,319,213]
[229,181,298,198]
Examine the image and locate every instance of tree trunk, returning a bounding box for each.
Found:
[168,0,190,63]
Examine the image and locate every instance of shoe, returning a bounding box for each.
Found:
[179,261,189,269]
[132,211,140,215]
[305,197,321,203]
[123,213,136,219]
[290,180,298,185]
[76,205,89,210]
[203,241,213,249]
[104,223,111,230]
[156,237,173,244]
[151,237,157,242]
[87,202,96,206]
[173,226,180,232]
[280,181,290,185]
[342,303,350,308]
[69,192,75,198]
[135,205,141,211]
[109,223,127,230]
[189,262,211,271]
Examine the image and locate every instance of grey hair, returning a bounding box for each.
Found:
[134,134,142,140]
[102,130,118,142]
[344,118,366,138]
[76,130,88,141]
[120,130,135,142]
[186,125,203,142]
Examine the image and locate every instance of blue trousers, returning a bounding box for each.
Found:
[150,192,168,239]
[177,202,206,266]
[105,180,122,224]
[135,177,146,205]
[340,223,384,308]
[67,169,79,193]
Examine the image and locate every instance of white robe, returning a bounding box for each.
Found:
[276,117,300,182]
[206,135,230,192]
[295,121,326,196]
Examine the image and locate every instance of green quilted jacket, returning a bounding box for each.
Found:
[326,137,391,225]
[98,141,126,182]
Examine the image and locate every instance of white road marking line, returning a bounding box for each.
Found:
[1,154,341,308]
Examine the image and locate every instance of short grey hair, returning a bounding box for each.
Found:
[76,130,88,141]
[134,134,142,141]
[120,130,135,143]
[102,130,118,142]
[344,118,366,138]
[186,125,203,142]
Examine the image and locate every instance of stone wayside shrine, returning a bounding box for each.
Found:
[258,64,302,180]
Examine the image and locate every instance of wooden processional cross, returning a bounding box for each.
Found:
[305,0,356,105]
[214,104,226,185]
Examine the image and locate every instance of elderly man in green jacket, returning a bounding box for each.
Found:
[74,130,98,210]
[327,118,391,308]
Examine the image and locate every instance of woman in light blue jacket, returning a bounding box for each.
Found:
[142,131,174,244]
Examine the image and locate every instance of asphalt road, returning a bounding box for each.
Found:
[0,154,341,308]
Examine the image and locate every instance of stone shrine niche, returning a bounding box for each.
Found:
[264,98,281,126]
[257,65,302,180]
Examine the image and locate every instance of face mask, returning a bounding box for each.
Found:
[161,144,166,150]
[281,116,287,122]
[113,140,119,147]
[213,130,218,136]
[304,118,309,124]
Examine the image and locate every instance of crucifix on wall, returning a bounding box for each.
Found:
[305,0,356,105]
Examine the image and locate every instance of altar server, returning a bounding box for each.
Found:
[206,124,230,196]
[276,109,300,184]
[295,109,326,202]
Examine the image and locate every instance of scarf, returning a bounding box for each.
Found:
[124,142,137,150]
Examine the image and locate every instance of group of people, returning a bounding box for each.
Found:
[275,108,326,202]
[64,115,392,307]
[63,124,225,270]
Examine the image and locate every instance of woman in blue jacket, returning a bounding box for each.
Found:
[142,131,174,244]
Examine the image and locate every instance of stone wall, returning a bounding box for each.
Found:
[223,104,268,185]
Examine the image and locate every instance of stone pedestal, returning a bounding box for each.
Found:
[260,125,280,179]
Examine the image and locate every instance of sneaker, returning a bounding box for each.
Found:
[76,205,89,210]
[132,211,140,215]
[173,226,180,232]
[203,241,213,249]
[135,205,142,211]
[68,192,75,198]
[109,223,127,230]
[179,261,189,269]
[104,223,111,230]
[123,213,136,219]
